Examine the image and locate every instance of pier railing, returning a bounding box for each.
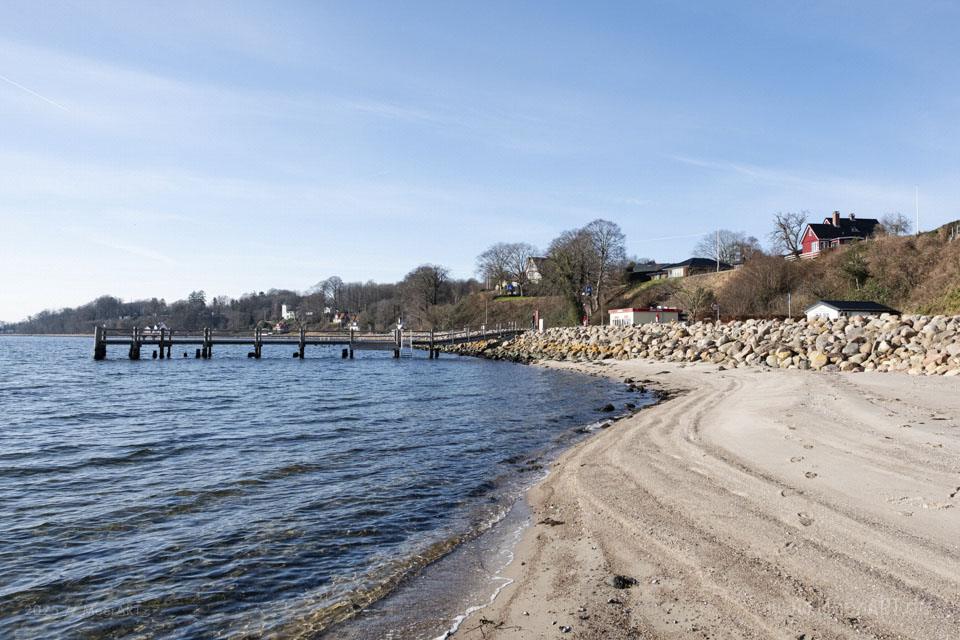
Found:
[93,322,523,360]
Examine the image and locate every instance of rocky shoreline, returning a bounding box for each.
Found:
[442,313,960,376]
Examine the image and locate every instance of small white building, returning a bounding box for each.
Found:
[281,304,297,320]
[803,300,898,321]
[525,257,548,283]
[608,307,682,327]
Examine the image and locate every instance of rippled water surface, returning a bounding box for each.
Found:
[0,337,634,639]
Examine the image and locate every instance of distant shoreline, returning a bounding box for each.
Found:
[1,333,88,337]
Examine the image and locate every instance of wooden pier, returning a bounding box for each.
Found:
[93,324,524,360]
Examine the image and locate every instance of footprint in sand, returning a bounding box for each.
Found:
[885,495,952,510]
[780,541,798,555]
[797,513,815,526]
[790,456,804,463]
[803,444,814,450]
[805,472,818,479]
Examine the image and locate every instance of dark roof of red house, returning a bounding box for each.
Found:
[808,217,880,240]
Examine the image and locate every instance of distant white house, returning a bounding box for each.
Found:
[525,257,549,283]
[804,300,898,321]
[608,307,682,327]
[281,304,297,320]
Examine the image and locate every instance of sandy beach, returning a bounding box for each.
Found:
[452,360,960,639]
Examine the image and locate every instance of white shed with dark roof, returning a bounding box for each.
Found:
[804,300,899,321]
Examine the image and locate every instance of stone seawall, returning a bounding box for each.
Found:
[442,313,960,376]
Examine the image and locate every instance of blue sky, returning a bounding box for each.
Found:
[2,1,959,321]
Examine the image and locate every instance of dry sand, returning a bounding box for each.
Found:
[451,360,960,640]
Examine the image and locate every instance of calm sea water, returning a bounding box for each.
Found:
[0,337,638,639]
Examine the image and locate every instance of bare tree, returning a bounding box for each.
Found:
[768,211,808,258]
[313,276,344,312]
[476,242,539,295]
[545,228,593,324]
[878,212,912,236]
[450,278,480,304]
[692,230,758,265]
[505,242,538,296]
[674,284,714,322]
[475,243,513,290]
[733,235,762,262]
[584,219,627,313]
[211,295,231,321]
[401,264,450,327]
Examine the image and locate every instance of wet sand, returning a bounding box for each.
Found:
[452,360,960,639]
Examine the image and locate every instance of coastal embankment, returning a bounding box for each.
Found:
[447,318,960,639]
[444,313,960,376]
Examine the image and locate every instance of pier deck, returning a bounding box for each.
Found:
[93,324,523,360]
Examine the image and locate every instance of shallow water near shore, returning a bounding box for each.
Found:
[0,336,641,638]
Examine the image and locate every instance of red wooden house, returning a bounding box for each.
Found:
[799,211,880,259]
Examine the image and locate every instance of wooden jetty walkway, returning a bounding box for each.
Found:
[93,324,524,360]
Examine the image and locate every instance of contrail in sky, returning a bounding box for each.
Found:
[628,231,711,244]
[0,74,69,111]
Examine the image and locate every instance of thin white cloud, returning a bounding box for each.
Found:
[627,231,711,244]
[0,73,69,110]
[341,99,456,125]
[613,197,651,207]
[66,227,177,266]
[668,155,820,188]
[667,154,911,204]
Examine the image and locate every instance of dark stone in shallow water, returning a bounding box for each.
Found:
[597,404,615,412]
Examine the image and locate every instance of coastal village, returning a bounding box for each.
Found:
[9,210,960,342]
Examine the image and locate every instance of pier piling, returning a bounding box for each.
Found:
[94,327,107,360]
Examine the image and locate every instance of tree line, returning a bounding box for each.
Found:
[9,268,482,334]
[6,210,919,334]
[475,219,630,325]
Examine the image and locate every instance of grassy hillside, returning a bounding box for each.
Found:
[603,221,960,320]
[797,222,960,315]
[428,291,569,329]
